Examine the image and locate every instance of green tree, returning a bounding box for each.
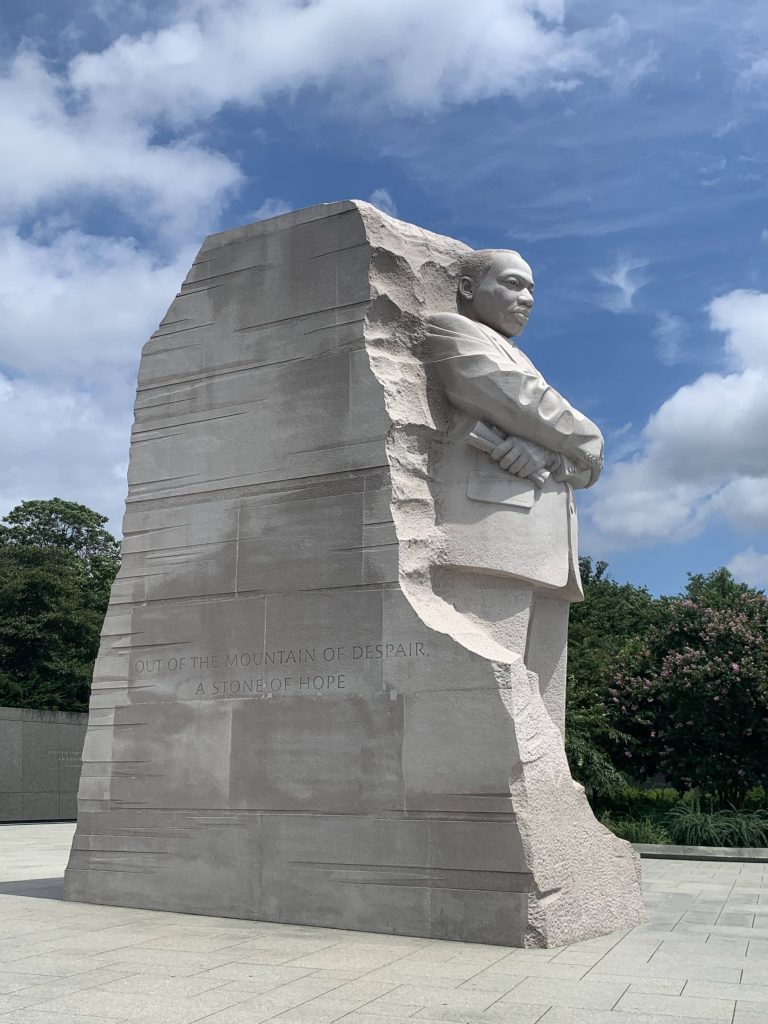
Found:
[609,569,768,807]
[0,499,120,712]
[565,557,659,799]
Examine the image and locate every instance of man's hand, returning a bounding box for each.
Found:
[489,436,552,485]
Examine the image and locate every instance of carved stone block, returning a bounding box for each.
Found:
[64,201,644,945]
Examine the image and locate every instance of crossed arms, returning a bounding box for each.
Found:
[426,313,604,489]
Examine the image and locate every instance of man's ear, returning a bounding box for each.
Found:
[458,275,474,301]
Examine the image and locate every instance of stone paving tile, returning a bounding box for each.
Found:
[90,947,249,971]
[286,947,422,971]
[30,984,259,1024]
[319,1016,415,1024]
[589,955,743,981]
[0,968,140,1012]
[492,976,630,1010]
[0,952,122,977]
[188,961,318,989]
[550,949,612,965]
[0,1013,129,1024]
[747,938,768,958]
[537,1010,725,1024]
[478,960,591,981]
[734,1005,768,1023]
[364,983,500,1012]
[353,961,483,986]
[684,978,768,1004]
[339,1007,423,1020]
[265,996,397,1023]
[741,963,768,983]
[604,975,686,995]
[413,1005,548,1022]
[204,940,340,965]
[0,967,133,995]
[1,825,768,1024]
[191,992,401,1024]
[453,972,528,993]
[616,991,736,1020]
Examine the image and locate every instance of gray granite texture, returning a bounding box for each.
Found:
[64,201,644,946]
[0,706,86,821]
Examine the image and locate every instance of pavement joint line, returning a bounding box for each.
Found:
[474,970,527,1012]
[611,980,631,1010]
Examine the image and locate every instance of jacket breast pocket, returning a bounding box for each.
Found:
[467,467,535,509]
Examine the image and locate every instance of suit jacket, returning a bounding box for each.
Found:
[425,312,604,600]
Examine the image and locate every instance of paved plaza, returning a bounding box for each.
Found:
[0,824,766,1024]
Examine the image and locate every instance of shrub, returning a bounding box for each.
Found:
[745,786,768,811]
[608,570,768,807]
[600,814,671,844]
[599,785,679,822]
[566,558,659,799]
[565,674,629,800]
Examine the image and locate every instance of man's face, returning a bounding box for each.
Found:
[460,252,534,338]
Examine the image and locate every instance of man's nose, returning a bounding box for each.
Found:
[518,290,534,308]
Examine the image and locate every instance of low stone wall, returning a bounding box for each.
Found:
[0,706,87,822]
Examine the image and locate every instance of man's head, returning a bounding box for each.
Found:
[457,249,534,338]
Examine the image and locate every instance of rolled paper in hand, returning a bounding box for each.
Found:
[467,420,550,488]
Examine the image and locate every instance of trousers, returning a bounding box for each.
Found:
[431,568,570,736]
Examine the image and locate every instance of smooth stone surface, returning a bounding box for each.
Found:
[3,825,768,1024]
[65,201,643,946]
[635,844,768,863]
[0,707,86,822]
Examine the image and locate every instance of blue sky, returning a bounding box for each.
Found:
[1,0,767,595]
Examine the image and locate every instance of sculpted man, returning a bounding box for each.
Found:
[426,249,604,733]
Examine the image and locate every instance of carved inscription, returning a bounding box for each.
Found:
[131,640,430,699]
[48,748,82,767]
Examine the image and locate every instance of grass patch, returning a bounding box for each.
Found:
[665,800,768,848]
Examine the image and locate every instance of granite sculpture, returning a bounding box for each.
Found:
[64,201,645,946]
[426,249,604,735]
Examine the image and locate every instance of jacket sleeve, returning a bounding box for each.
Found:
[426,313,604,473]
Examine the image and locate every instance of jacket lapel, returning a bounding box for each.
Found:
[478,323,539,376]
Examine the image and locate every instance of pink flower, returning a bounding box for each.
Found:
[731,663,740,672]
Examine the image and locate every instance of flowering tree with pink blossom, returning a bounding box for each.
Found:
[608,569,768,808]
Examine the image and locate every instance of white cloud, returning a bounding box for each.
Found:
[587,288,768,549]
[368,188,398,217]
[708,289,768,370]
[69,0,625,124]
[593,255,649,312]
[247,198,293,221]
[727,548,768,589]
[652,311,688,364]
[0,229,191,379]
[0,230,191,531]
[0,373,130,533]
[0,52,241,240]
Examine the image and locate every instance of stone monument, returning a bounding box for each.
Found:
[65,201,645,946]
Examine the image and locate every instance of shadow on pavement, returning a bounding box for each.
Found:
[0,876,65,899]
